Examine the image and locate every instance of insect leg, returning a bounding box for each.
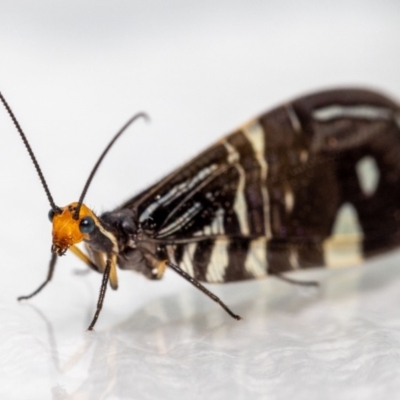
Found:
[69,245,100,272]
[167,261,242,321]
[70,246,119,290]
[87,254,116,331]
[18,252,58,301]
[273,273,319,287]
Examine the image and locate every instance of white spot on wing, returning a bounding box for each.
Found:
[356,156,380,196]
[313,105,392,121]
[242,121,271,238]
[300,150,308,163]
[332,203,363,235]
[284,185,294,213]
[206,239,229,282]
[323,202,364,267]
[244,237,268,278]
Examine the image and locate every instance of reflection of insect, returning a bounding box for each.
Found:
[2,88,400,330]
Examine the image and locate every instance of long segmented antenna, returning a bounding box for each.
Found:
[73,112,149,219]
[0,91,60,212]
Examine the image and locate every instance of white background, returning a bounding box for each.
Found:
[1,1,400,399]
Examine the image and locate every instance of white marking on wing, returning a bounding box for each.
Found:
[181,242,197,278]
[323,202,364,267]
[313,105,392,121]
[356,156,380,196]
[139,182,186,222]
[284,185,294,214]
[332,202,363,235]
[242,121,271,238]
[245,237,268,278]
[201,207,225,236]
[286,104,302,133]
[288,247,300,269]
[223,141,250,235]
[139,164,218,222]
[157,202,202,237]
[206,239,229,283]
[211,207,225,235]
[203,225,212,235]
[300,150,308,163]
[187,164,220,190]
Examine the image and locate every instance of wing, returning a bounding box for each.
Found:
[119,88,400,282]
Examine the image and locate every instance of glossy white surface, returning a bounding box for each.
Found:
[1,1,400,399]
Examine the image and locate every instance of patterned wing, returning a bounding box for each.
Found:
[120,88,400,282]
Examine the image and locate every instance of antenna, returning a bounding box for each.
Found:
[0,91,60,212]
[73,112,149,219]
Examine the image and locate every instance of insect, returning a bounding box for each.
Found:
[2,88,400,330]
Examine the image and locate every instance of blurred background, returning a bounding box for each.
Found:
[1,1,400,399]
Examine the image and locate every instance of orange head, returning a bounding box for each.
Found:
[50,202,97,255]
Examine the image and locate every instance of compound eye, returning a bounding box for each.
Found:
[48,209,55,222]
[79,216,95,234]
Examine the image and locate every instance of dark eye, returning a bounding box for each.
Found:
[48,209,55,222]
[79,216,95,234]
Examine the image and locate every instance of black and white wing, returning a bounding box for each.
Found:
[119,88,400,282]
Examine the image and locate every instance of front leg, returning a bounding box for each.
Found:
[69,245,100,272]
[87,253,117,331]
[70,245,119,290]
[18,252,58,301]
